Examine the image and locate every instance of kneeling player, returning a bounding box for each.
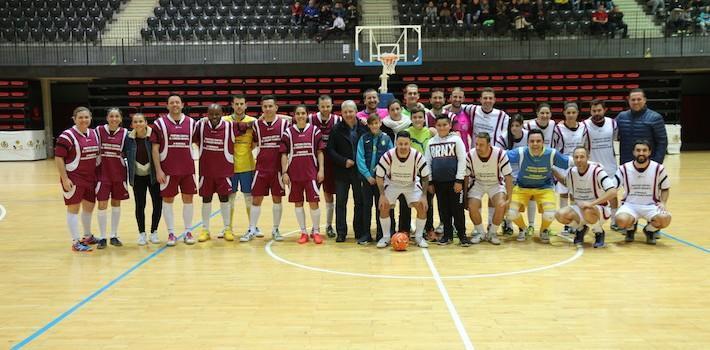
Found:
[375,131,431,248]
[613,140,671,245]
[466,132,513,245]
[282,105,326,244]
[555,147,617,248]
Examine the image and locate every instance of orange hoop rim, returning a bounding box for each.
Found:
[379,53,399,65]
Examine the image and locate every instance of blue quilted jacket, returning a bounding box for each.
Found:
[615,107,668,164]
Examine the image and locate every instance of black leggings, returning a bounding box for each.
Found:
[133,175,162,233]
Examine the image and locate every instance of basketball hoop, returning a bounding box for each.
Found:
[379,53,399,75]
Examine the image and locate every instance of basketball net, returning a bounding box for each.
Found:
[378,53,399,94]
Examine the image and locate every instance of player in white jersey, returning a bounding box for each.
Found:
[375,131,432,249]
[555,147,617,248]
[583,100,620,228]
[465,132,513,245]
[552,102,588,235]
[614,140,671,245]
[522,103,555,233]
[461,87,510,146]
[497,114,528,236]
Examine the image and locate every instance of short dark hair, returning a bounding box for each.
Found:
[387,98,402,110]
[396,130,411,139]
[409,106,425,116]
[363,88,378,99]
[431,87,446,97]
[476,132,491,143]
[294,104,308,113]
[629,88,645,97]
[480,87,495,96]
[367,114,381,124]
[573,146,588,155]
[633,139,652,151]
[231,94,246,102]
[528,128,545,141]
[511,113,525,125]
[168,93,182,102]
[451,86,464,94]
[261,94,276,103]
[590,99,606,108]
[536,102,551,113]
[318,94,332,103]
[435,114,451,123]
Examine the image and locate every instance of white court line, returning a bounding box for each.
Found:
[422,248,475,350]
[0,204,6,221]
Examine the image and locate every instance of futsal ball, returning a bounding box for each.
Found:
[391,232,409,251]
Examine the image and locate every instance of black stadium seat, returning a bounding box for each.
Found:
[30,27,43,41]
[154,6,166,17]
[44,27,57,41]
[168,27,180,39]
[147,16,159,28]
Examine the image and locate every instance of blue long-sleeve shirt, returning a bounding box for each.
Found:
[615,107,667,164]
[356,131,393,180]
[507,147,570,189]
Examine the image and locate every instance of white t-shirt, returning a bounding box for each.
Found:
[376,148,431,187]
[583,117,618,175]
[465,146,512,187]
[567,162,615,202]
[614,161,670,205]
[525,119,555,147]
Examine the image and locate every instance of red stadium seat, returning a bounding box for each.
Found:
[521,86,534,91]
[289,89,302,94]
[595,96,609,100]
[507,108,519,113]
[611,84,624,90]
[288,78,302,83]
[348,89,360,94]
[521,97,534,102]
[347,77,361,82]
[12,113,24,119]
[581,85,594,90]
[10,92,25,97]
[230,90,243,94]
[143,80,155,85]
[626,84,639,89]
[201,91,215,96]
[11,103,25,108]
[318,78,332,83]
[143,102,157,107]
[463,87,475,92]
[610,106,624,112]
[157,91,170,96]
[289,100,301,105]
[201,79,214,84]
[143,91,156,96]
[12,124,25,130]
[550,96,564,101]
[0,114,10,119]
[333,89,346,94]
[447,76,461,81]
[580,74,594,79]
[551,86,564,91]
[462,76,475,81]
[318,89,331,94]
[0,92,8,97]
[157,80,170,85]
[580,96,594,101]
[551,74,564,79]
[492,75,504,81]
[419,87,430,93]
[476,75,490,81]
[535,86,549,91]
[128,102,141,107]
[521,108,534,113]
[0,103,10,107]
[535,97,549,102]
[304,99,317,105]
[565,74,579,79]
[187,79,199,84]
[505,86,519,92]
[535,74,549,80]
[128,80,140,85]
[275,89,288,95]
[610,95,624,100]
[259,90,273,95]
[246,90,258,95]
[432,76,445,81]
[333,78,347,83]
[564,86,579,91]
[231,79,243,84]
[303,78,317,83]
[521,75,534,80]
[551,107,563,113]
[0,125,10,130]
[275,79,287,83]
[403,76,416,82]
[245,79,258,84]
[596,85,609,90]
[505,75,519,80]
[595,74,609,79]
[186,91,199,96]
[611,73,624,78]
[260,79,273,84]
[506,97,519,102]
[128,91,140,96]
[626,73,640,78]
[216,79,229,84]
[416,76,430,81]
[10,81,25,86]
[172,80,185,84]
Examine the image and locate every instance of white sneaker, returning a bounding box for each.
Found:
[272,228,284,241]
[471,231,483,244]
[254,227,264,238]
[416,238,429,248]
[488,231,501,245]
[137,232,147,246]
[217,228,225,239]
[149,232,160,244]
[240,229,255,242]
[376,237,390,248]
[434,224,444,234]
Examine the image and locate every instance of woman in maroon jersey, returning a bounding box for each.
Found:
[54,107,100,252]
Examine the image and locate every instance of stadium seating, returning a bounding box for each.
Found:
[0,80,40,130]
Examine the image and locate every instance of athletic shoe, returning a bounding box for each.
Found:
[625,230,635,242]
[223,227,235,241]
[254,227,264,238]
[560,225,571,237]
[326,225,336,238]
[272,228,284,242]
[81,234,98,245]
[335,234,346,242]
[593,231,606,248]
[470,231,483,244]
[517,229,526,242]
[167,233,177,246]
[610,222,623,232]
[149,231,160,244]
[488,231,501,245]
[526,225,535,236]
[574,226,588,247]
[540,229,550,243]
[437,236,452,245]
[654,231,661,240]
[239,230,255,242]
[435,224,444,234]
[72,241,92,252]
[416,237,429,248]
[217,228,225,239]
[137,233,147,246]
[459,236,472,247]
[643,226,657,245]
[357,238,370,245]
[110,237,123,247]
[184,232,196,245]
[376,237,390,248]
[97,238,107,249]
[297,232,309,244]
[502,221,514,235]
[311,233,324,244]
[198,229,210,242]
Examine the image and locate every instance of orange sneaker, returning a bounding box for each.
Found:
[311,232,324,244]
[297,233,309,244]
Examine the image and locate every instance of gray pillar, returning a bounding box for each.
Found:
[40,78,53,157]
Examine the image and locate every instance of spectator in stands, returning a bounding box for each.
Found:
[495,1,511,33]
[515,14,532,39]
[667,7,692,33]
[304,0,320,24]
[480,3,495,29]
[597,0,614,11]
[291,1,304,25]
[647,0,665,15]
[466,0,482,27]
[316,13,345,42]
[668,0,683,10]
[320,4,333,25]
[425,1,439,24]
[555,0,572,11]
[519,0,533,17]
[532,0,546,15]
[346,3,358,29]
[440,2,453,24]
[609,5,629,38]
[534,10,549,38]
[591,4,609,35]
[699,6,710,35]
[453,0,467,23]
[333,1,346,18]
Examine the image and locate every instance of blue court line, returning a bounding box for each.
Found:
[11,210,221,350]
[660,232,710,253]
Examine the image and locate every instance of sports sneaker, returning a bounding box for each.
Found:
[167,233,177,246]
[593,231,606,248]
[517,229,526,242]
[81,234,98,245]
[526,225,535,237]
[326,225,336,238]
[137,233,147,246]
[574,225,588,247]
[240,230,255,242]
[97,238,107,249]
[540,229,550,243]
[625,230,635,242]
[254,227,264,238]
[223,227,235,241]
[415,237,429,248]
[502,221,514,235]
[435,224,444,234]
[184,232,196,245]
[217,228,225,239]
[297,232,309,244]
[488,231,501,245]
[437,236,452,245]
[357,238,370,245]
[654,231,661,240]
[376,237,390,248]
[272,228,284,242]
[149,231,160,244]
[110,237,123,247]
[72,241,93,252]
[610,222,623,232]
[470,231,483,244]
[311,232,324,244]
[560,225,571,237]
[643,226,657,245]
[459,236,472,247]
[198,229,210,242]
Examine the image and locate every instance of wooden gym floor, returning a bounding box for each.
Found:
[0,152,708,349]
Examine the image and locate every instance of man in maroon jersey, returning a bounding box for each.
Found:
[283,105,326,244]
[308,94,341,238]
[151,94,197,247]
[241,95,290,242]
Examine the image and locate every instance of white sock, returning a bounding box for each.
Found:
[220,201,230,228]
[67,212,80,241]
[325,202,334,227]
[310,207,321,233]
[202,201,212,231]
[415,218,426,240]
[475,224,484,233]
[183,203,193,231]
[228,193,236,228]
[611,207,618,224]
[243,194,252,217]
[163,202,175,234]
[380,216,392,240]
[487,207,494,226]
[527,201,536,226]
[249,205,261,231]
[560,197,568,209]
[110,207,120,238]
[295,207,306,231]
[490,224,499,235]
[97,209,108,239]
[81,212,92,236]
[272,203,282,230]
